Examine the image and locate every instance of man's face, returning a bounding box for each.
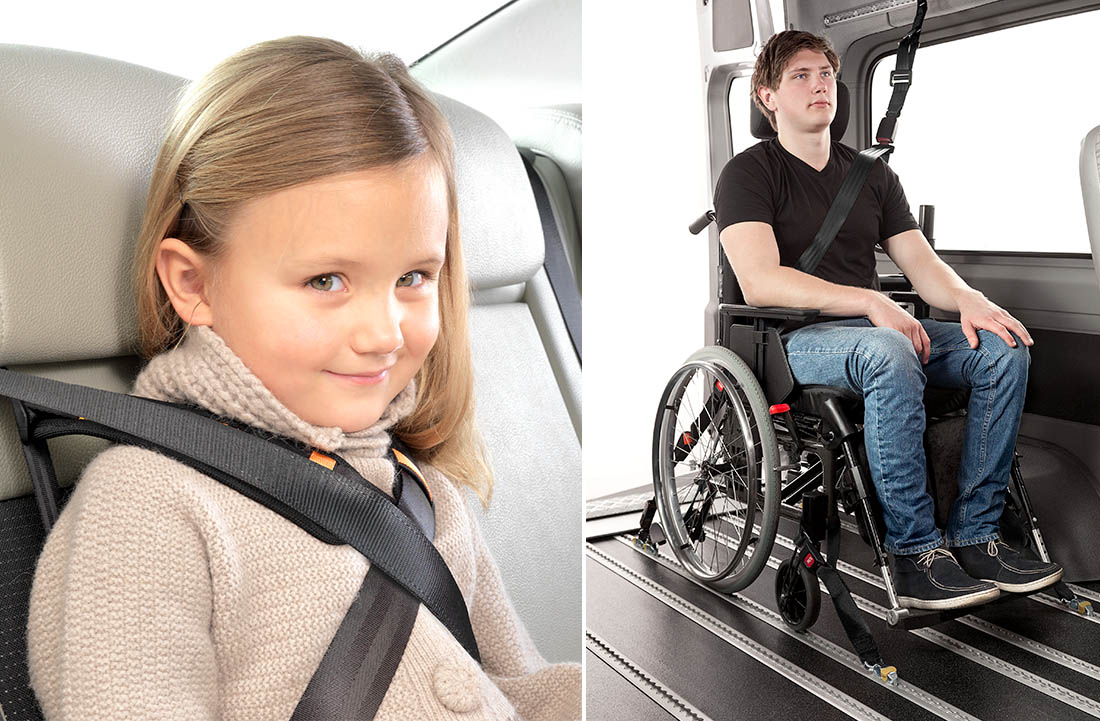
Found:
[758,48,837,135]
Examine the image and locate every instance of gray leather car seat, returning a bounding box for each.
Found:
[1081,124,1100,291]
[0,41,580,718]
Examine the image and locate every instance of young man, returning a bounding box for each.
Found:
[714,30,1062,610]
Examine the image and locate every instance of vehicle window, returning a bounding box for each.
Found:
[870,10,1100,254]
[729,74,758,154]
[1,1,506,76]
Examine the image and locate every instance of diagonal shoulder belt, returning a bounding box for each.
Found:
[0,367,479,717]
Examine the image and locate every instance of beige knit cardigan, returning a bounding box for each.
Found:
[26,326,580,720]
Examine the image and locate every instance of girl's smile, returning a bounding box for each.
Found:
[324,368,391,386]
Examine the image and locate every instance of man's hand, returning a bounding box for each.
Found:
[954,289,1034,350]
[866,291,932,364]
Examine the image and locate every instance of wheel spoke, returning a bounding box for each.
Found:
[654,353,778,590]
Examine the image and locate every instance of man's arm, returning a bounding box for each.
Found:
[722,220,935,362]
[720,221,876,314]
[883,228,1034,348]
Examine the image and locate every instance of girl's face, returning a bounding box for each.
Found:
[193,158,448,432]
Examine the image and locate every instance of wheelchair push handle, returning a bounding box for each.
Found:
[689,210,716,235]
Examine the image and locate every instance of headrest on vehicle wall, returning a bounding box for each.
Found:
[750,81,850,141]
[0,43,542,365]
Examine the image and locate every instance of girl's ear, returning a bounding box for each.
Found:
[155,238,215,327]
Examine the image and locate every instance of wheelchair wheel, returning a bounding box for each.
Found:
[775,558,821,632]
[652,346,780,592]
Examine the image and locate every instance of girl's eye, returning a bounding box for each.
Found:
[397,271,425,288]
[308,274,345,292]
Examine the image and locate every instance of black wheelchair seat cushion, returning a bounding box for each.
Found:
[924,386,970,419]
[790,384,969,420]
[790,385,863,418]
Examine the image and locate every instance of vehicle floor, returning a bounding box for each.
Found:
[586,487,1100,721]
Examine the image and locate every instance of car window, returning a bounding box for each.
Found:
[1,1,507,77]
[870,9,1100,254]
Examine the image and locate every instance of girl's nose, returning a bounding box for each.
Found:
[350,297,403,356]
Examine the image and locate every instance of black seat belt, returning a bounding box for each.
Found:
[288,438,435,720]
[521,151,582,361]
[0,368,480,666]
[795,0,926,274]
[794,145,893,275]
[875,0,927,146]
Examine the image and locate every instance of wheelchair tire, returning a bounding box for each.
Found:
[775,558,821,632]
[652,346,780,592]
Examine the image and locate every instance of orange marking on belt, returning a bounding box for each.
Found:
[309,450,336,470]
[393,448,431,502]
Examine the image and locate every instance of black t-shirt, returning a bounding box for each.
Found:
[714,139,919,292]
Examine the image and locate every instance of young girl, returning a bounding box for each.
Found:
[26,36,580,721]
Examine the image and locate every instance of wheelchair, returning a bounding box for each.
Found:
[636,254,1097,676]
[632,63,1097,677]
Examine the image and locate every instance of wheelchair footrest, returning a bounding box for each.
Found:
[887,605,970,630]
[887,583,1083,629]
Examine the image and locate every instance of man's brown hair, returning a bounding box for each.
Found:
[751,30,841,131]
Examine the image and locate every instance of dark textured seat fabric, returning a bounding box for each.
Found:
[789,384,969,421]
[0,495,47,721]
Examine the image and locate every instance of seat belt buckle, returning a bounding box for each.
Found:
[889,69,911,87]
[875,116,898,145]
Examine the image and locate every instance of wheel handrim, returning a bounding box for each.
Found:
[655,360,766,582]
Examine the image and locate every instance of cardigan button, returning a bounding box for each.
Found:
[432,658,483,713]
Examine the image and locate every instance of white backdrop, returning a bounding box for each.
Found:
[583,3,711,500]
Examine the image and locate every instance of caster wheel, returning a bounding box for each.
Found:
[776,558,821,632]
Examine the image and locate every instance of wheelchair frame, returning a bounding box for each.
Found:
[639,279,1094,680]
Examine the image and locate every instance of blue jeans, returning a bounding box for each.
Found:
[780,317,1031,555]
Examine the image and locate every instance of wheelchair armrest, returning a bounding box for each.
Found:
[884,291,931,320]
[718,304,821,323]
[878,273,913,292]
[885,291,922,305]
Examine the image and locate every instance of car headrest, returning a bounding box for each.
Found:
[750,81,850,140]
[0,43,543,366]
[509,104,582,224]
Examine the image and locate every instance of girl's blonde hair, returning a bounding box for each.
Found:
[133,36,492,503]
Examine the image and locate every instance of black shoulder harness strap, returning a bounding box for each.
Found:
[794,144,894,276]
[0,369,480,668]
[795,0,926,276]
[520,149,582,361]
